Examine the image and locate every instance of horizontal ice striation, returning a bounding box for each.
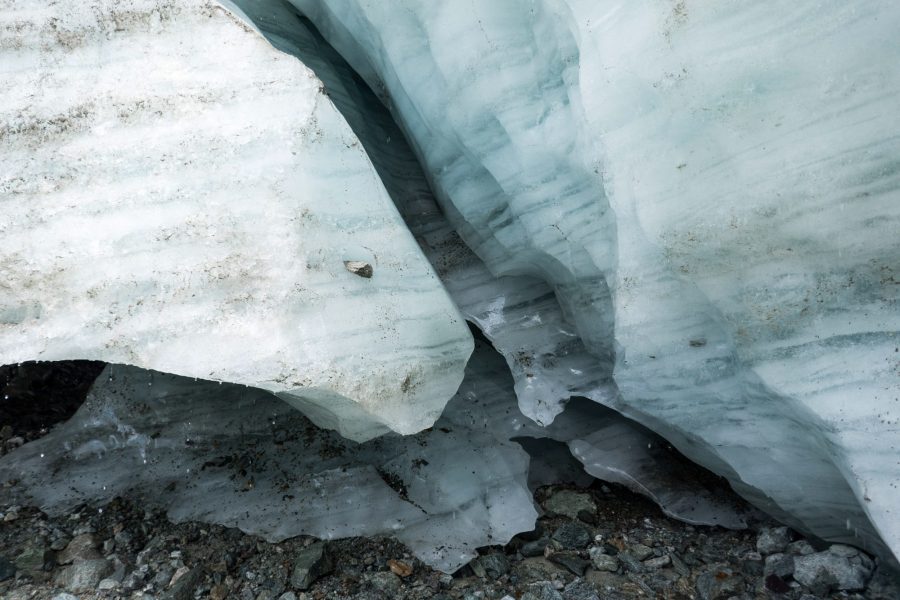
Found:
[0,342,536,572]
[226,0,613,427]
[0,0,473,441]
[290,0,900,564]
[227,5,753,531]
[0,339,753,575]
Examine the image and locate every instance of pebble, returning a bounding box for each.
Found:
[289,542,332,590]
[764,553,794,578]
[473,553,509,579]
[365,571,401,594]
[544,490,596,520]
[387,558,413,577]
[521,581,563,600]
[629,543,653,561]
[695,566,743,600]
[58,533,101,565]
[55,558,111,593]
[588,548,618,573]
[551,522,591,550]
[548,552,589,576]
[0,556,15,581]
[756,526,791,555]
[793,545,874,593]
[643,554,671,569]
[14,545,49,573]
[521,538,549,557]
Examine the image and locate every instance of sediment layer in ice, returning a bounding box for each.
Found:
[0,0,472,441]
[289,0,900,564]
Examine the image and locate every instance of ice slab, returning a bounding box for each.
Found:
[0,344,535,572]
[0,0,472,441]
[289,0,900,564]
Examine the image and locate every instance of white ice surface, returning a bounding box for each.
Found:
[0,0,473,441]
[290,0,900,564]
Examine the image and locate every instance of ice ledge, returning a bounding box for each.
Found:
[0,0,472,441]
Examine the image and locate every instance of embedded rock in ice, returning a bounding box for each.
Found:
[0,0,472,440]
[291,0,900,563]
[0,343,536,573]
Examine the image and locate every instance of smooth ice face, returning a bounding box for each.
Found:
[0,344,538,573]
[222,5,752,531]
[231,0,614,428]
[0,341,754,572]
[0,0,472,440]
[290,0,900,563]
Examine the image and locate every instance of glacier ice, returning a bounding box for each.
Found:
[0,0,473,441]
[230,1,754,530]
[0,342,534,573]
[2,0,899,577]
[288,0,900,565]
[0,338,755,571]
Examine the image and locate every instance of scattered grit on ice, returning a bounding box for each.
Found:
[1,0,899,584]
[0,0,473,442]
[285,0,900,564]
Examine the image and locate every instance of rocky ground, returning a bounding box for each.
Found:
[2,363,899,600]
[1,480,898,600]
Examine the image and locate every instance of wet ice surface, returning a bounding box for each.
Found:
[0,0,473,443]
[286,0,900,565]
[0,343,532,573]
[0,340,754,572]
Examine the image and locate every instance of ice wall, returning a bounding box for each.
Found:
[0,0,473,441]
[0,338,754,571]
[288,0,900,564]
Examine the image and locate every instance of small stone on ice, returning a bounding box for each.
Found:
[344,260,373,278]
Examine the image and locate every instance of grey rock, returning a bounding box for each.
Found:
[588,547,618,573]
[522,538,550,558]
[278,594,298,600]
[615,551,644,573]
[51,537,71,551]
[756,527,791,555]
[544,490,596,520]
[695,566,743,600]
[630,544,654,561]
[787,540,816,556]
[549,552,590,576]
[764,553,794,578]
[643,554,671,569]
[51,594,79,600]
[98,577,120,590]
[794,546,873,593]
[290,542,332,590]
[58,533,101,565]
[14,545,50,572]
[562,579,600,600]
[343,260,373,278]
[365,571,401,594]
[162,567,202,600]
[474,553,509,579]
[551,522,591,550]
[0,556,15,581]
[521,581,564,600]
[55,558,112,592]
[670,552,691,577]
[516,557,567,581]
